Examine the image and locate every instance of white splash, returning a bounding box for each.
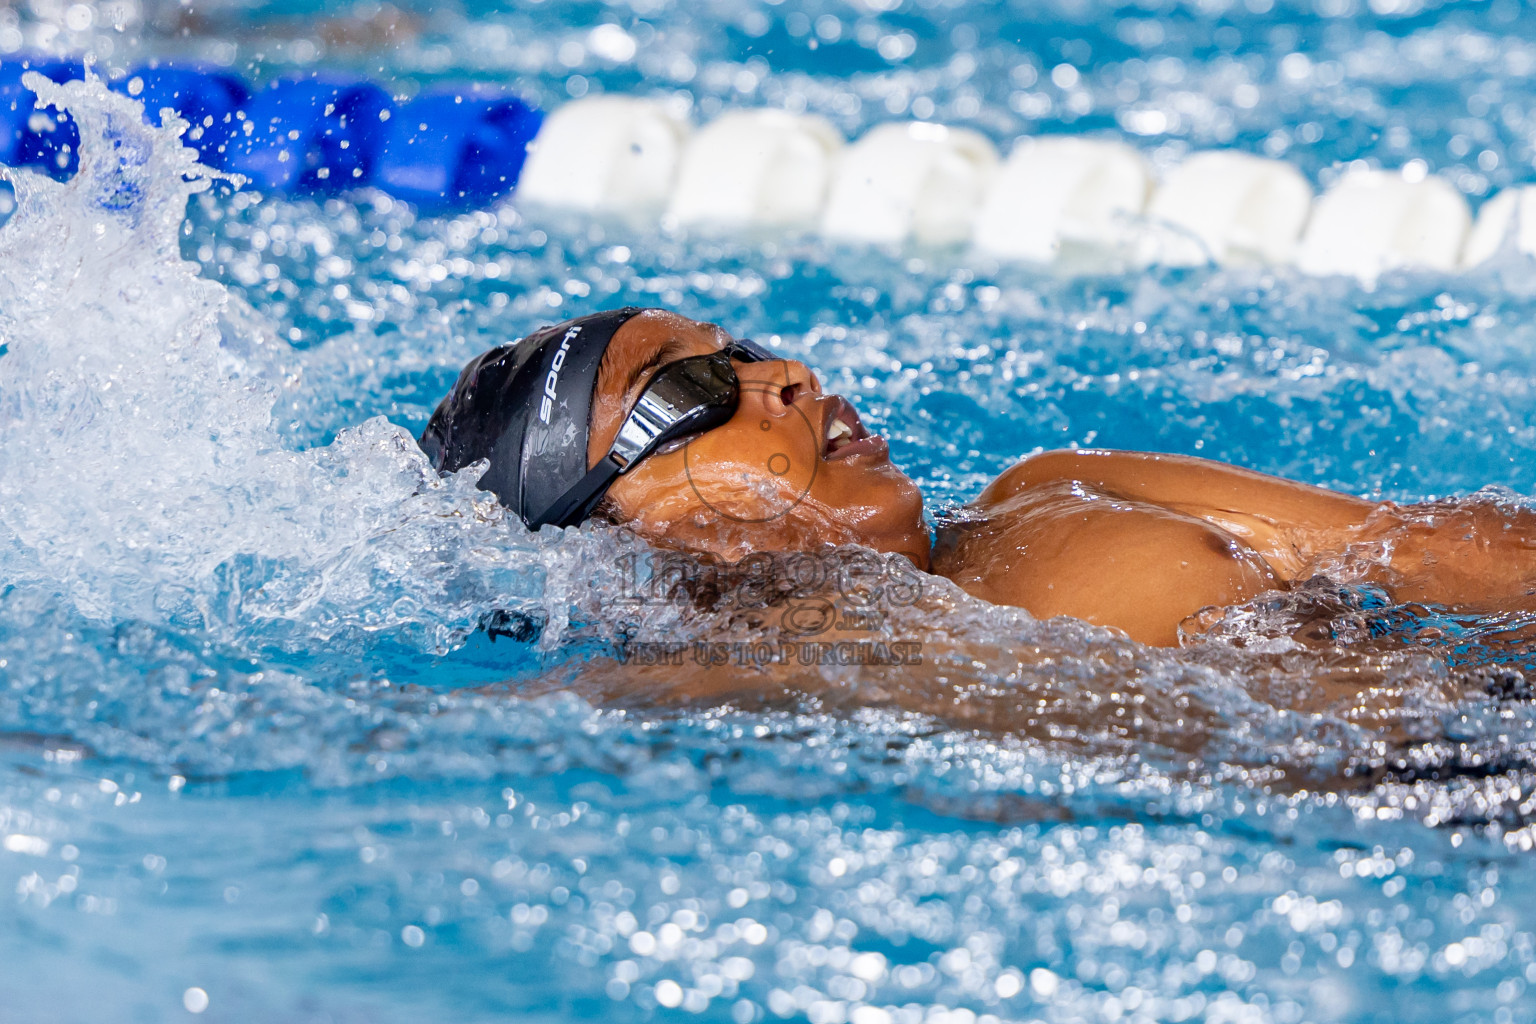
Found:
[0,74,571,651]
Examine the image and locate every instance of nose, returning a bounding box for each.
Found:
[736,358,822,415]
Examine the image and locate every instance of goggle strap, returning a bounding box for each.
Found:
[730,338,775,362]
[530,456,624,528]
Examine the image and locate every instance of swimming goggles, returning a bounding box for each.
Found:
[532,337,777,528]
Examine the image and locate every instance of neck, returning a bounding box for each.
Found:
[925,506,991,580]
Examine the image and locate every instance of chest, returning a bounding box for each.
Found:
[931,481,1284,644]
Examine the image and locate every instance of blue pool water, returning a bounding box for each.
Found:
[6,2,1536,1022]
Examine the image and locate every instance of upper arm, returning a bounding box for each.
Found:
[979,448,1375,531]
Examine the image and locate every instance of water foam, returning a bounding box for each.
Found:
[0,74,572,652]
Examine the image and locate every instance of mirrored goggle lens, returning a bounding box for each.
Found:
[612,351,741,467]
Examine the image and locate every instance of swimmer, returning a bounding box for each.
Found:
[421,307,1536,648]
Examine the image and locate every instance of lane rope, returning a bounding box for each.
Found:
[0,56,1523,280]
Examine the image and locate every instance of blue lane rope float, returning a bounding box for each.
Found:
[0,56,542,211]
[373,88,542,211]
[119,63,248,166]
[221,75,393,192]
[1,57,84,179]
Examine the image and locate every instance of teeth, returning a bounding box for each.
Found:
[828,418,853,441]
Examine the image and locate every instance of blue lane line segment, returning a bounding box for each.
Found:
[0,56,544,212]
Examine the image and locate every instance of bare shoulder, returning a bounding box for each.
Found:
[977,449,1222,505]
[975,448,1373,528]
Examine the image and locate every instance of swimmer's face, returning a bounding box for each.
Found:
[588,310,930,567]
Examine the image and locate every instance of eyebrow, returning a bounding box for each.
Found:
[618,336,694,405]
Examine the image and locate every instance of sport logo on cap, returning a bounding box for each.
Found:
[537,326,582,424]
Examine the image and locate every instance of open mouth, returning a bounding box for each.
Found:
[822,396,888,461]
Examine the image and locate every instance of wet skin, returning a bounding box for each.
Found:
[589,311,1536,646]
[586,310,930,568]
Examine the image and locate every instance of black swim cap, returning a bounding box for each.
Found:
[419,307,645,528]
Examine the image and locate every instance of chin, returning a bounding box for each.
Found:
[854,501,931,569]
[829,469,928,554]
